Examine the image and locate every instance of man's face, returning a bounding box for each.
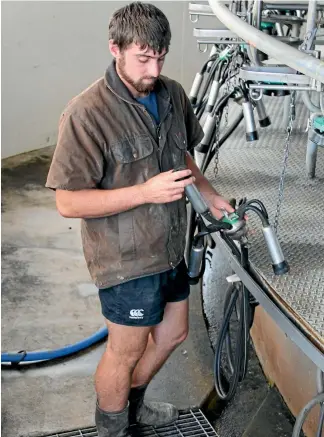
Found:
[110,42,167,94]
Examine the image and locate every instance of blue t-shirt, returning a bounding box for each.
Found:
[136,92,160,125]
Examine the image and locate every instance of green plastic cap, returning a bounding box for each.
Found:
[261,22,274,29]
[313,116,324,133]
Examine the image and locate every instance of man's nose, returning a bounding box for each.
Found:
[148,61,160,78]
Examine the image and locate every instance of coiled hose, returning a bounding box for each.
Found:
[212,229,257,402]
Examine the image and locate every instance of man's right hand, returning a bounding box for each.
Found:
[139,169,195,204]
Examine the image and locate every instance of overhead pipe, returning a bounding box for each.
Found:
[306,0,318,39]
[207,0,324,84]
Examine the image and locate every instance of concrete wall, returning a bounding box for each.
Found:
[251,307,322,437]
[1,1,218,159]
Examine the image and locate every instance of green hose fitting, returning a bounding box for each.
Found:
[219,47,231,61]
[221,212,240,226]
[313,116,324,133]
[261,22,275,30]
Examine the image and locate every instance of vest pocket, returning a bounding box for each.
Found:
[118,212,136,261]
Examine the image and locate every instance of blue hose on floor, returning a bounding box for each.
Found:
[1,326,108,364]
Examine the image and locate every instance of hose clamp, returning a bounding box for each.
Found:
[250,88,263,101]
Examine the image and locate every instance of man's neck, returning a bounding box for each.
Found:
[115,64,148,99]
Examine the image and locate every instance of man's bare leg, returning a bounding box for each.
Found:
[124,299,189,426]
[95,320,151,412]
[131,298,189,387]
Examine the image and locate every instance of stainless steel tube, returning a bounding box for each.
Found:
[262,226,285,265]
[208,0,324,84]
[250,84,315,90]
[306,0,317,36]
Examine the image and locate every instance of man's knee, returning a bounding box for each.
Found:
[107,342,146,370]
[105,324,150,370]
[153,324,189,352]
[171,325,189,347]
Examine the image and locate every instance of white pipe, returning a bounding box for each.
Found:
[208,0,324,84]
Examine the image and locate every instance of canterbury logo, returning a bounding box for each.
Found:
[129,309,144,319]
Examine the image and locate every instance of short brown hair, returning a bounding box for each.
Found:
[108,2,171,53]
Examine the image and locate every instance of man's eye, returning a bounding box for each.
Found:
[138,58,148,63]
[159,58,165,63]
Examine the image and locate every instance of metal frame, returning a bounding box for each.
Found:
[210,232,324,371]
[189,1,324,20]
[207,0,324,84]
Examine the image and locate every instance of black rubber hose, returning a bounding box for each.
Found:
[213,279,252,402]
[201,111,244,174]
[240,244,250,382]
[214,284,240,400]
[200,54,218,75]
[185,204,197,263]
[211,89,234,117]
[224,284,239,375]
[196,97,208,121]
[194,59,221,116]
[245,199,269,219]
[243,205,269,227]
[212,230,256,402]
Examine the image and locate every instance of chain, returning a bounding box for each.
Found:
[224,103,229,130]
[223,77,230,131]
[222,54,236,131]
[213,114,221,179]
[273,91,296,233]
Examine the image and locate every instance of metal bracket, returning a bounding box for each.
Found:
[189,3,214,16]
[197,39,242,48]
[239,66,311,85]
[194,28,240,39]
[226,274,242,283]
[299,28,318,52]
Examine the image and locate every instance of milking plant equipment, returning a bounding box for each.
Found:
[184,1,324,436]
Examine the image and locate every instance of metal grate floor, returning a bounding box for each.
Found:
[36,409,219,437]
[205,94,324,346]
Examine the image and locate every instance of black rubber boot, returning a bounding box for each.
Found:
[129,384,179,427]
[95,402,131,437]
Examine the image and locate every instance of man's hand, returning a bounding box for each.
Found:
[139,169,195,204]
[208,194,235,220]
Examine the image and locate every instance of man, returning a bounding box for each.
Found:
[46,2,234,436]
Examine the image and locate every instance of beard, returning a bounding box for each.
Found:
[117,55,157,94]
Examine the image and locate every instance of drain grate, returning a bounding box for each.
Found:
[37,408,219,437]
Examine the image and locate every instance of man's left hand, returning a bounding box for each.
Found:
[208,194,235,220]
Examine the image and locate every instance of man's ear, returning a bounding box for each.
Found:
[109,40,120,58]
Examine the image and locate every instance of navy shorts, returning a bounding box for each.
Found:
[98,260,190,326]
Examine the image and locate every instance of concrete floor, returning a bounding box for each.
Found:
[1,148,214,437]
